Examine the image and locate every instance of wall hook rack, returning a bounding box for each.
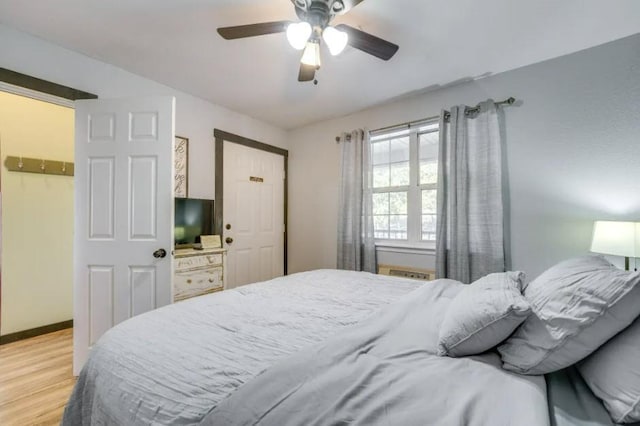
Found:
[4,155,74,176]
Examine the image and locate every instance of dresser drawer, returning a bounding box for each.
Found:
[174,253,223,271]
[174,266,223,301]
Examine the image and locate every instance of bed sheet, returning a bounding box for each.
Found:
[547,367,640,426]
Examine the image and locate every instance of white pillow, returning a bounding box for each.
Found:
[578,318,640,424]
[498,255,640,375]
[437,271,531,357]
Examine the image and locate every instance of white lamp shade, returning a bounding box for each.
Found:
[301,41,321,68]
[590,221,637,258]
[322,26,348,56]
[286,22,312,50]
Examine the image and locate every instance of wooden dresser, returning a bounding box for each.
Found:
[173,248,227,302]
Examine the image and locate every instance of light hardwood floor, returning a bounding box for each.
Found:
[0,329,75,425]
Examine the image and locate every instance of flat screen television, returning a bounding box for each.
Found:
[174,198,214,247]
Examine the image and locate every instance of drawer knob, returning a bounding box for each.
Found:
[208,278,214,283]
[187,279,192,284]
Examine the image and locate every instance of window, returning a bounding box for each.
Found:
[370,120,439,245]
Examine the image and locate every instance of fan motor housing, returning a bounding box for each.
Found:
[293,0,344,27]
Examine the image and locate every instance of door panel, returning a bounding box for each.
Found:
[88,266,114,345]
[74,96,175,375]
[223,143,284,289]
[130,266,156,316]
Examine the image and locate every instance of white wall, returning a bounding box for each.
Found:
[0,24,288,200]
[0,24,288,334]
[288,34,640,280]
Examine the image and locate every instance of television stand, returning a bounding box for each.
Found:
[173,247,227,302]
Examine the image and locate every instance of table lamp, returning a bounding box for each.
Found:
[590,221,637,270]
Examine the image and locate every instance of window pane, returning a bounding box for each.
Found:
[373,193,389,215]
[389,191,408,214]
[422,189,437,214]
[389,215,408,240]
[374,215,389,239]
[419,131,439,160]
[419,131,439,185]
[420,161,438,185]
[372,140,389,165]
[422,214,437,241]
[390,161,410,186]
[389,137,410,163]
[373,165,389,188]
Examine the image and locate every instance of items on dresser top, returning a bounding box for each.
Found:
[174,248,226,301]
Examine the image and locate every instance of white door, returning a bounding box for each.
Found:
[223,143,284,289]
[73,96,175,375]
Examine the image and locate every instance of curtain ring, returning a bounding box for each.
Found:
[62,162,67,173]
[40,159,46,172]
[17,156,24,169]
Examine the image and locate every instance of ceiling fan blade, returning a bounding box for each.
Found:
[217,21,290,40]
[335,24,399,60]
[298,63,316,82]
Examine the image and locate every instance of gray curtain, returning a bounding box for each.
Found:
[436,100,505,283]
[337,129,376,273]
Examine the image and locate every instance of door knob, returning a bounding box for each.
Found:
[225,237,234,244]
[153,248,167,259]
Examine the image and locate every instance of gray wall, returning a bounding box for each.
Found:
[287,34,640,280]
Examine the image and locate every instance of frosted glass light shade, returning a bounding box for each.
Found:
[590,221,637,258]
[322,26,348,55]
[301,41,321,68]
[286,22,312,50]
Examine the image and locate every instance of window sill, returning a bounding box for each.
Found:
[375,243,436,255]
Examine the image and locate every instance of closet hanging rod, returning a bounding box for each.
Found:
[336,97,516,142]
[4,156,74,176]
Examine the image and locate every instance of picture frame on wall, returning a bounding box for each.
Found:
[175,135,189,198]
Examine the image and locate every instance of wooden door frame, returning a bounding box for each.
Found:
[0,68,97,343]
[213,129,289,275]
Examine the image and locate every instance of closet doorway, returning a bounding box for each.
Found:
[0,87,75,342]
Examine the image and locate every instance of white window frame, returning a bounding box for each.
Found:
[370,119,439,250]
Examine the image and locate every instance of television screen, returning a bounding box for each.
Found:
[174,198,214,247]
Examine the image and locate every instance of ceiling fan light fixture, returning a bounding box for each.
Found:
[322,26,348,56]
[286,21,312,50]
[301,40,321,68]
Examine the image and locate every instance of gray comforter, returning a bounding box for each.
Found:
[201,278,549,426]
[63,270,422,425]
[64,269,551,425]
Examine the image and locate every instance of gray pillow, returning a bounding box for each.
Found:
[578,317,640,424]
[498,255,640,375]
[437,271,531,357]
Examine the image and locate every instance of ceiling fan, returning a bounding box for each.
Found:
[217,0,399,83]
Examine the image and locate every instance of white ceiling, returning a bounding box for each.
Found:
[1,0,639,129]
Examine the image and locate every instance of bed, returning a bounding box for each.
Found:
[63,268,637,426]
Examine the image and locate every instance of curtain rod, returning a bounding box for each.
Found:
[336,97,516,142]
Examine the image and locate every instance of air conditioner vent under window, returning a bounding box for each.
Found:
[377,264,435,281]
